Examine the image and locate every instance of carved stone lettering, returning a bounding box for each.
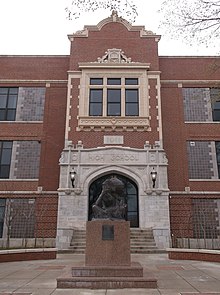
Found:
[111,154,139,162]
[88,154,104,162]
[104,136,124,145]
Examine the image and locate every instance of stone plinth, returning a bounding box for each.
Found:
[57,273,157,289]
[71,262,143,277]
[57,220,157,289]
[85,220,130,266]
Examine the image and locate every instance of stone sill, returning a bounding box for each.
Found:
[0,248,57,263]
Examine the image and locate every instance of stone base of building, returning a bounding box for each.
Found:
[0,238,55,249]
[57,220,157,289]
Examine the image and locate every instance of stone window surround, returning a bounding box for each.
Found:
[89,77,139,117]
[75,63,150,131]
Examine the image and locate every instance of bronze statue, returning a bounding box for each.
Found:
[92,176,127,220]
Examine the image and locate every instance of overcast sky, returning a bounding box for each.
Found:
[0,0,218,56]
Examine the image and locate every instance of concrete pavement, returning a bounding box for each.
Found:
[0,253,220,294]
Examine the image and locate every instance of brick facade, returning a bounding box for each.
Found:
[0,12,220,249]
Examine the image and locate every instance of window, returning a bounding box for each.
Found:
[107,89,121,116]
[216,142,220,178]
[0,141,13,178]
[0,88,18,121]
[183,88,220,122]
[77,63,150,131]
[125,89,139,116]
[89,89,103,116]
[211,88,220,122]
[187,141,220,179]
[89,77,139,117]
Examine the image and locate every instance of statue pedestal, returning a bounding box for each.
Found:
[85,220,130,266]
[57,220,157,289]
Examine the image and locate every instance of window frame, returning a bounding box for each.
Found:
[88,76,141,117]
[77,67,150,131]
[0,141,13,179]
[0,88,18,121]
[211,88,220,122]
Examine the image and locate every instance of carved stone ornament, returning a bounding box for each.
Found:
[97,48,132,64]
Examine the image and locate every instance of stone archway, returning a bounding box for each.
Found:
[88,173,139,227]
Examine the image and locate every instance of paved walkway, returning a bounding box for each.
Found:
[0,253,220,294]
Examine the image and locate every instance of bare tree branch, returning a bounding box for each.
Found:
[65,0,138,23]
[159,0,220,49]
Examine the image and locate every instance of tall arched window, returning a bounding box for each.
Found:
[88,173,139,227]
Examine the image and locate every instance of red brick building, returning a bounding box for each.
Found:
[0,12,219,250]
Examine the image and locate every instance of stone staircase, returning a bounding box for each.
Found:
[130,228,159,254]
[69,228,86,254]
[67,227,165,254]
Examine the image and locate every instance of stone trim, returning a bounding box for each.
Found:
[76,67,150,131]
[77,116,150,131]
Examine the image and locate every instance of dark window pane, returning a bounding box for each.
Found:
[1,149,12,165]
[0,96,7,108]
[2,141,12,149]
[216,142,220,178]
[107,89,121,102]
[0,88,8,94]
[107,89,121,116]
[213,110,220,121]
[90,89,103,102]
[89,103,102,116]
[0,141,12,179]
[89,89,103,116]
[127,195,138,211]
[8,95,18,108]
[0,110,6,120]
[6,110,16,121]
[126,104,139,116]
[125,89,138,102]
[211,88,220,122]
[108,103,121,116]
[0,88,18,121]
[90,78,103,85]
[125,89,139,116]
[125,78,138,85]
[107,78,121,85]
[213,101,220,110]
[9,88,18,94]
[0,165,10,178]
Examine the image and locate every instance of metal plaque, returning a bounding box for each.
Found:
[102,225,114,240]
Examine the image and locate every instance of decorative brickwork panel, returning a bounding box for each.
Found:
[9,198,36,238]
[183,88,212,122]
[192,198,220,239]
[170,196,220,249]
[16,88,46,121]
[10,141,41,179]
[187,141,214,179]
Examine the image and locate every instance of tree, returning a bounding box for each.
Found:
[65,0,138,23]
[159,0,220,48]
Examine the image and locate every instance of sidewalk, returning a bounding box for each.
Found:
[0,253,220,294]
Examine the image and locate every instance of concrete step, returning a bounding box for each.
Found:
[69,227,160,254]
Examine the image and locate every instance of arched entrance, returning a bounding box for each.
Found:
[88,173,139,227]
